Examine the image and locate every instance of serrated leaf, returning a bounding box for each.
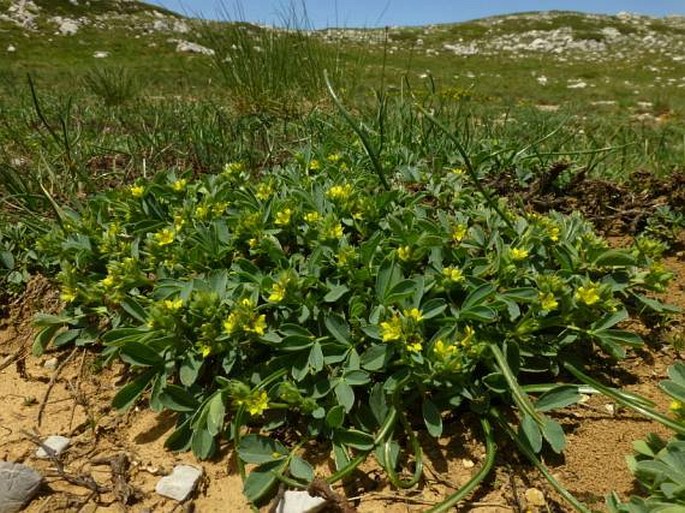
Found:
[422,398,443,438]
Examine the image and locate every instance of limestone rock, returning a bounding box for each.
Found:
[276,490,328,513]
[0,461,43,513]
[35,435,71,459]
[155,465,202,501]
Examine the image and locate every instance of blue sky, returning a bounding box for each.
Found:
[146,0,685,27]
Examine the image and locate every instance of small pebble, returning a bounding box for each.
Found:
[276,490,328,513]
[43,358,59,370]
[525,487,546,507]
[35,435,71,459]
[462,458,475,469]
[155,465,202,501]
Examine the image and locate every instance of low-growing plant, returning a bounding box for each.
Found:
[608,362,685,512]
[33,140,677,509]
[83,66,142,107]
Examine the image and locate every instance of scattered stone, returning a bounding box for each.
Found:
[536,74,548,85]
[7,44,16,53]
[155,465,202,501]
[536,104,560,112]
[604,403,617,415]
[43,357,59,370]
[276,490,328,513]
[567,80,587,89]
[51,16,79,36]
[0,461,43,513]
[35,435,71,459]
[461,458,475,469]
[175,40,215,56]
[525,487,546,507]
[93,51,109,58]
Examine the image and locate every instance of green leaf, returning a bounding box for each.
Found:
[159,384,199,412]
[660,380,685,403]
[238,434,288,464]
[0,250,14,269]
[385,279,417,304]
[324,314,351,346]
[243,460,283,503]
[361,343,391,371]
[335,381,355,412]
[206,393,226,436]
[112,369,156,410]
[462,283,495,310]
[164,419,192,452]
[120,297,148,323]
[32,324,61,356]
[369,383,388,425]
[592,249,637,267]
[308,342,324,372]
[593,309,629,331]
[632,294,681,314]
[335,429,375,451]
[460,305,497,322]
[535,386,581,413]
[344,370,370,385]
[289,456,314,482]
[180,352,203,387]
[376,258,401,301]
[520,414,542,453]
[324,283,349,303]
[119,341,163,367]
[668,362,685,388]
[420,298,447,319]
[326,405,346,429]
[541,417,566,453]
[422,398,443,438]
[191,427,215,460]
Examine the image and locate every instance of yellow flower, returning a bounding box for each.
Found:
[304,211,321,223]
[223,161,244,175]
[171,178,187,192]
[380,316,403,342]
[275,208,293,226]
[223,313,238,334]
[60,288,77,303]
[163,298,184,311]
[213,202,229,216]
[434,339,457,359]
[326,184,353,200]
[406,340,423,353]
[575,284,600,306]
[246,390,269,416]
[325,223,344,240]
[195,205,209,219]
[130,185,144,197]
[326,153,342,163]
[670,400,684,417]
[336,247,355,266]
[442,266,464,283]
[309,159,321,171]
[452,224,468,243]
[247,315,267,336]
[199,344,212,358]
[268,283,286,303]
[173,214,186,232]
[538,292,558,311]
[451,167,465,176]
[547,225,560,242]
[101,275,116,288]
[404,308,423,322]
[460,326,475,347]
[255,182,273,200]
[511,248,529,261]
[397,245,411,261]
[241,298,255,308]
[154,228,175,246]
[248,238,258,248]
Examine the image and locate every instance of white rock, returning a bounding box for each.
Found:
[0,461,43,513]
[525,487,546,507]
[536,75,548,85]
[7,44,16,52]
[175,40,215,56]
[276,490,328,513]
[35,435,71,458]
[43,357,59,370]
[567,80,587,89]
[155,465,202,501]
[93,51,109,58]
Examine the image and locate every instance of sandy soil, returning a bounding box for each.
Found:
[0,252,683,513]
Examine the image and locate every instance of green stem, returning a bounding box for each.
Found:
[563,361,685,435]
[424,417,496,513]
[383,406,423,488]
[414,104,515,231]
[489,343,543,426]
[323,70,390,191]
[491,408,591,513]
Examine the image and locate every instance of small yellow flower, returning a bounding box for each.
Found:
[575,284,600,306]
[60,289,77,303]
[241,298,255,308]
[326,184,353,200]
[247,315,267,336]
[163,298,184,311]
[452,224,468,243]
[309,159,321,171]
[670,400,684,416]
[325,223,344,240]
[255,182,273,200]
[199,344,212,358]
[173,214,186,232]
[406,340,423,353]
[101,275,116,288]
[275,208,293,226]
[397,245,411,261]
[248,238,258,248]
[304,211,321,223]
[195,205,209,219]
[154,228,175,246]
[327,153,342,163]
[268,283,286,303]
[247,390,269,415]
[538,292,558,311]
[336,246,355,266]
[213,202,229,216]
[223,161,244,175]
[511,248,529,261]
[130,185,144,197]
[223,313,238,334]
[380,316,403,342]
[434,339,457,358]
[171,178,187,192]
[460,326,475,347]
[404,308,423,322]
[547,225,560,242]
[451,167,465,176]
[442,266,464,283]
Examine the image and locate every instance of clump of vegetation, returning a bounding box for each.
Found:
[83,66,143,107]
